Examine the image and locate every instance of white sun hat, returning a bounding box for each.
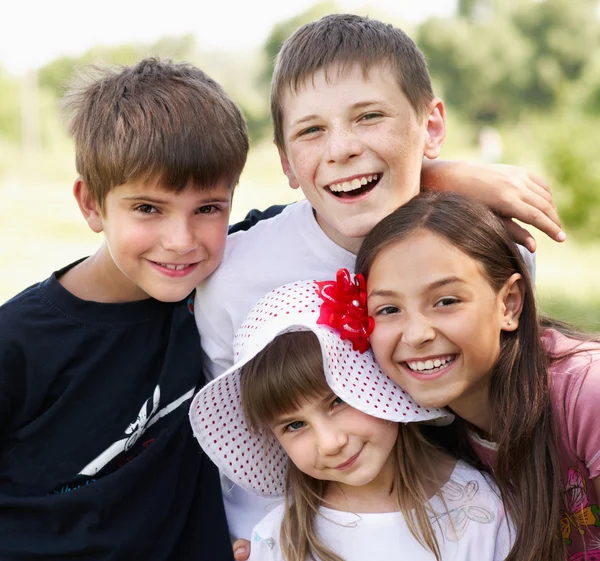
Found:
[189,269,453,498]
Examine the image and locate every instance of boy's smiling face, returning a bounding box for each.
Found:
[76,178,232,303]
[278,62,445,253]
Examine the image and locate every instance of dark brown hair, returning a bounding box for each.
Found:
[241,331,452,561]
[62,58,249,208]
[356,191,568,561]
[270,13,434,149]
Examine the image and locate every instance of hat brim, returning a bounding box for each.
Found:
[190,320,453,498]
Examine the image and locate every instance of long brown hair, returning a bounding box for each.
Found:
[356,190,571,561]
[241,331,449,561]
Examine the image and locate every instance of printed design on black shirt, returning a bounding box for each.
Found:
[78,384,195,477]
[187,291,195,315]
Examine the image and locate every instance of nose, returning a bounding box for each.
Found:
[315,421,347,456]
[326,125,363,164]
[161,218,199,255]
[402,312,436,349]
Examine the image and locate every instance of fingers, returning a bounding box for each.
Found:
[501,219,537,253]
[501,195,565,243]
[233,539,251,561]
[527,171,551,195]
[523,172,554,205]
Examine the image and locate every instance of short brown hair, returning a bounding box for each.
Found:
[270,13,434,149]
[62,58,249,206]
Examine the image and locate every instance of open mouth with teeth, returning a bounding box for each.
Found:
[405,355,456,375]
[154,262,195,271]
[327,173,382,199]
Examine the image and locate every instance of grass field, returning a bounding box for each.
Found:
[0,140,598,331]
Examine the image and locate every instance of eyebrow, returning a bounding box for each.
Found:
[368,276,466,300]
[122,195,231,205]
[290,100,389,128]
[291,114,320,127]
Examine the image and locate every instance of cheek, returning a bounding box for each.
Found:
[369,324,396,368]
[376,420,399,449]
[198,220,229,256]
[289,147,317,179]
[279,438,313,470]
[106,220,155,256]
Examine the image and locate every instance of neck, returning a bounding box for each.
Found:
[59,244,149,303]
[313,210,363,255]
[448,376,495,438]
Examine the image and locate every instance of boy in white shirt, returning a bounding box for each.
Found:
[193,13,563,548]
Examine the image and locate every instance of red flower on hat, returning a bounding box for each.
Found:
[315,268,375,353]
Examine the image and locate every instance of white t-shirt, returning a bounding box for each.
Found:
[196,200,355,539]
[248,461,512,561]
[194,199,534,540]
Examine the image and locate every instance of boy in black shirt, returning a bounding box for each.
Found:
[0,58,247,560]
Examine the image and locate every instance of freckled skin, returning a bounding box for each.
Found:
[278,63,444,253]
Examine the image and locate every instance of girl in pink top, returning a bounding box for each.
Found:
[356,191,600,561]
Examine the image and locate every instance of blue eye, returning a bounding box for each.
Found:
[286,420,305,432]
[299,126,321,136]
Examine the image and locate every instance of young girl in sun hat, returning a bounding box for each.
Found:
[189,270,512,561]
[356,191,600,561]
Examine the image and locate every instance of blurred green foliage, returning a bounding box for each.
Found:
[0,1,599,240]
[0,0,597,327]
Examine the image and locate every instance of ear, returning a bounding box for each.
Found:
[73,178,104,233]
[423,97,446,160]
[277,145,300,190]
[499,273,525,332]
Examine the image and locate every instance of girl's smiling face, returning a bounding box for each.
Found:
[271,391,398,495]
[366,230,521,428]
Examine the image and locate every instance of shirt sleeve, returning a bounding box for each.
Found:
[568,350,600,478]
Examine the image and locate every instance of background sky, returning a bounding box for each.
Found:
[1,0,456,74]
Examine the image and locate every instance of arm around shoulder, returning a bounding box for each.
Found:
[420,158,565,251]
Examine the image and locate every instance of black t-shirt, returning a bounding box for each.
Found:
[0,260,232,560]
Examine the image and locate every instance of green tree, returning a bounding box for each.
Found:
[37,35,198,100]
[418,0,600,124]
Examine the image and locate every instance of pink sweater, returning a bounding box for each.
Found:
[469,329,600,561]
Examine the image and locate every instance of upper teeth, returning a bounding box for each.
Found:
[160,263,187,270]
[329,174,378,192]
[406,355,455,372]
